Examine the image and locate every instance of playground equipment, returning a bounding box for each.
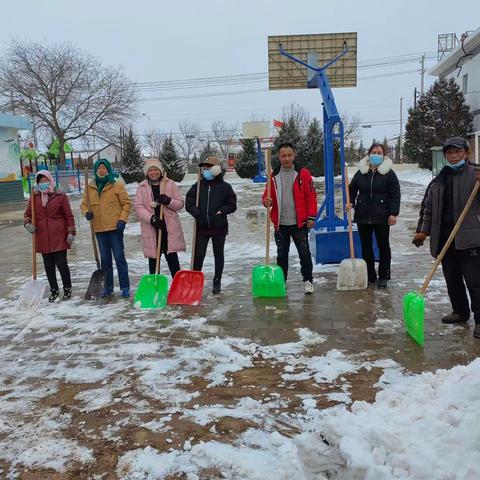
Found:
[253,138,267,183]
[269,33,372,264]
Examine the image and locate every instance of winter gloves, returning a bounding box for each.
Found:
[158,194,171,205]
[67,234,75,246]
[150,215,163,230]
[85,212,94,220]
[24,223,36,234]
[117,220,126,234]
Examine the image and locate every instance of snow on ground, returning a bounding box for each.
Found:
[116,359,480,480]
[396,168,432,187]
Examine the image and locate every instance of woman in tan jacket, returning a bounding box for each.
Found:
[81,159,131,298]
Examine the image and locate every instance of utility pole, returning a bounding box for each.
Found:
[399,97,404,163]
[414,87,417,108]
[420,54,425,95]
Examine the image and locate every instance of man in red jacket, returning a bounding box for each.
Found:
[262,142,318,294]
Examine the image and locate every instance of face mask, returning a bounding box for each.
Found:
[446,159,466,170]
[37,182,50,191]
[202,170,215,181]
[369,154,384,167]
[96,172,107,178]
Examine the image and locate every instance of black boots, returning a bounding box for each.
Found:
[213,277,221,294]
[377,279,388,289]
[62,288,72,301]
[48,289,59,303]
[441,312,469,324]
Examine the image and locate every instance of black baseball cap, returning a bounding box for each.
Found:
[443,137,469,153]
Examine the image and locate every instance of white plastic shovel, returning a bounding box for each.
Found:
[18,186,47,308]
[337,167,368,290]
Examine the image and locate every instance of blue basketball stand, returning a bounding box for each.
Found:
[252,137,267,183]
[278,43,377,264]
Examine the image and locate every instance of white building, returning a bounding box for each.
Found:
[430,27,480,161]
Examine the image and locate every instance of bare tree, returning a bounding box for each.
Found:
[281,103,310,132]
[144,129,166,158]
[210,120,238,161]
[0,39,136,167]
[341,113,361,143]
[175,120,201,165]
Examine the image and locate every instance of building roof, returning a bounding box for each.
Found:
[430,27,480,77]
[0,112,31,130]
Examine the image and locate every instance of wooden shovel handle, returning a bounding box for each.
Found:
[420,179,480,294]
[30,185,37,280]
[85,168,101,270]
[190,168,201,270]
[344,166,355,260]
[265,149,271,265]
[155,177,167,275]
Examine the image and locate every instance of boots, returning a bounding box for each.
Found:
[213,277,221,294]
[48,289,59,303]
[441,312,469,324]
[61,288,72,301]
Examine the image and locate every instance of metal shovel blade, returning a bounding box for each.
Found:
[336,258,368,290]
[252,264,286,298]
[85,269,105,300]
[167,270,205,305]
[134,274,169,309]
[17,278,46,309]
[403,291,425,346]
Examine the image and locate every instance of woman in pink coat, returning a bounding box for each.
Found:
[134,159,186,277]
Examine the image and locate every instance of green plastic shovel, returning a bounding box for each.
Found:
[252,148,286,298]
[403,179,480,346]
[134,180,169,309]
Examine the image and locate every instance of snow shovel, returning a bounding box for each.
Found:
[337,166,368,290]
[18,186,47,309]
[84,169,105,300]
[252,149,286,298]
[403,179,480,346]
[168,168,205,305]
[134,180,169,309]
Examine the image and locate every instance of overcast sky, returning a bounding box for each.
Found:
[1,0,479,147]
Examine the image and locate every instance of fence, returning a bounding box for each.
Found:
[26,169,119,195]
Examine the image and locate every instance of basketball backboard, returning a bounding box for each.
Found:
[242,121,270,139]
[268,32,357,90]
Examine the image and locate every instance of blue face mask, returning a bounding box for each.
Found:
[369,154,384,166]
[446,159,466,170]
[202,169,214,181]
[37,182,50,191]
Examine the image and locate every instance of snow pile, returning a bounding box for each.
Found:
[117,358,480,480]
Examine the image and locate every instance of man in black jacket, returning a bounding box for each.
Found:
[186,156,237,294]
[413,137,480,338]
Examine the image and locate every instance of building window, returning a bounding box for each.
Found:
[462,74,468,94]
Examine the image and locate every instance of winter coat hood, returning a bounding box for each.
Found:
[359,156,394,175]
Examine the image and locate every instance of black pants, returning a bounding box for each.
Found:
[41,250,71,292]
[148,253,180,278]
[442,247,480,323]
[357,223,391,282]
[274,225,313,282]
[193,234,226,280]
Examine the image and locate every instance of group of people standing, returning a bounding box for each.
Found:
[22,137,480,338]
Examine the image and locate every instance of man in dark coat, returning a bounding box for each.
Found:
[413,137,480,338]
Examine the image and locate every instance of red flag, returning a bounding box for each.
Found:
[273,119,284,128]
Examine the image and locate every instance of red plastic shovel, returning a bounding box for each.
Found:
[167,169,205,305]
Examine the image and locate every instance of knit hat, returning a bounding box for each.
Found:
[144,158,166,177]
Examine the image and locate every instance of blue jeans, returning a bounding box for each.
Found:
[96,231,130,291]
